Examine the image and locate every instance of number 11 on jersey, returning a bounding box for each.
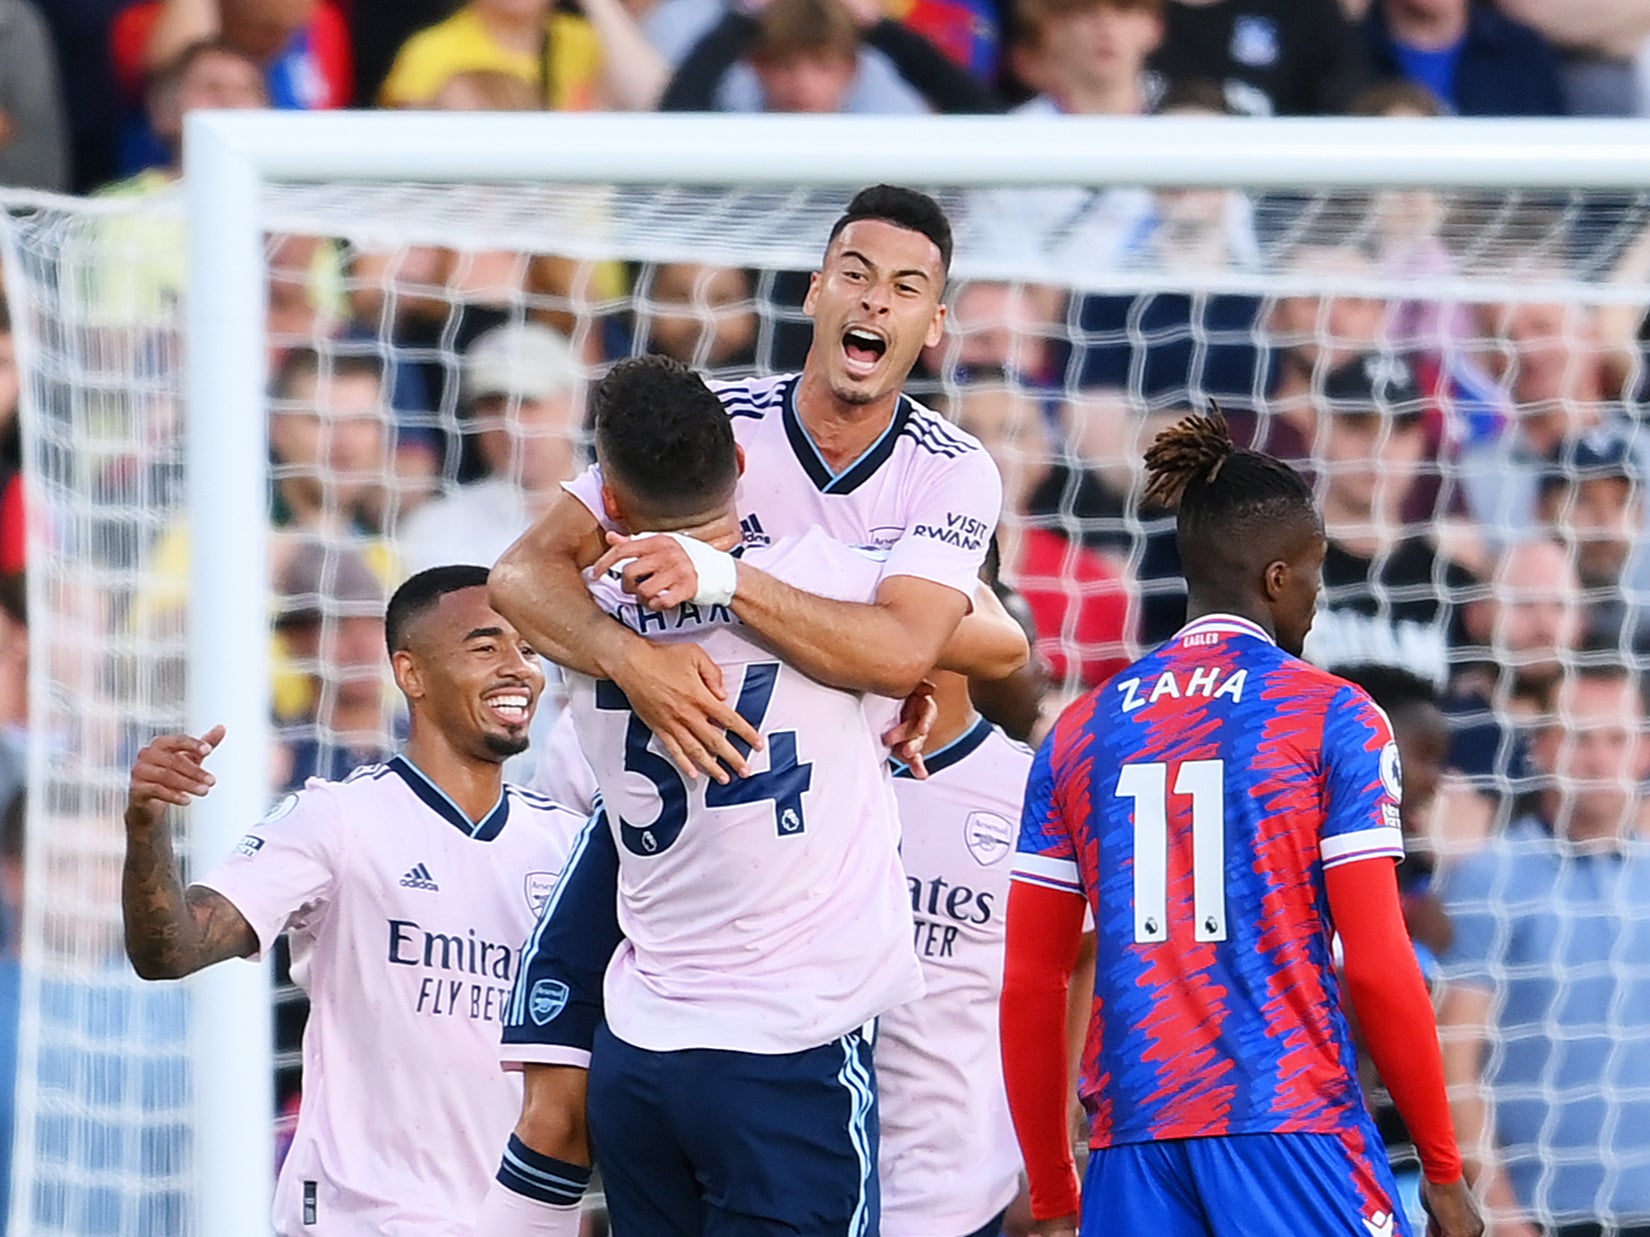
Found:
[1115,759,1227,945]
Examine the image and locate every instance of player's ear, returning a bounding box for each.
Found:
[734,443,747,478]
[391,649,425,701]
[802,271,821,317]
[1261,559,1289,602]
[600,481,623,525]
[924,300,947,349]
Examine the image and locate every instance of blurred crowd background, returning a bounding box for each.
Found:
[4,0,1650,1232]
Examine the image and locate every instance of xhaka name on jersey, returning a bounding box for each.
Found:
[387,918,518,1024]
[906,872,994,959]
[1114,661,1247,713]
[607,598,735,637]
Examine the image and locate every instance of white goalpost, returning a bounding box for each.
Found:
[5,111,1650,1235]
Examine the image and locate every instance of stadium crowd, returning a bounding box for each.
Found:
[3,0,1650,1235]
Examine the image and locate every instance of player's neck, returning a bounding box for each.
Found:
[401,730,506,822]
[1183,595,1276,642]
[794,366,902,473]
[924,673,979,753]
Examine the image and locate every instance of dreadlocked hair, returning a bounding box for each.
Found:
[1144,409,1312,512]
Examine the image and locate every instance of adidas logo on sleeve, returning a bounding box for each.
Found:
[399,863,439,891]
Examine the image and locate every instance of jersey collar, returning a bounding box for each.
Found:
[782,377,912,495]
[388,753,509,842]
[1174,613,1275,646]
[890,715,994,780]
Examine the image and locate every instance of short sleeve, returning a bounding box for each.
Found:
[1318,684,1406,870]
[1011,738,1083,895]
[560,464,616,532]
[192,786,344,959]
[878,443,1002,601]
[1438,851,1501,991]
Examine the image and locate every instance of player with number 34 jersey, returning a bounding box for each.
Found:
[566,526,921,1055]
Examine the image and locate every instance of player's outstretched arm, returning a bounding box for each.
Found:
[122,726,258,980]
[490,491,759,781]
[1327,860,1483,1237]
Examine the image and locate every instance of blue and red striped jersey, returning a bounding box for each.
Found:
[1013,613,1405,1148]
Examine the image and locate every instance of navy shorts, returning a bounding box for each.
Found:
[501,813,621,1064]
[588,1021,879,1237]
[1081,1126,1411,1237]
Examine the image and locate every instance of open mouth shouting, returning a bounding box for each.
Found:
[483,687,533,729]
[841,326,889,380]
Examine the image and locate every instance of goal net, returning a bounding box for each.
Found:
[4,113,1649,1233]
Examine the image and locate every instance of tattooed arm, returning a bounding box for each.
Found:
[122,725,257,980]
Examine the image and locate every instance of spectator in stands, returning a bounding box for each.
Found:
[1458,283,1620,543]
[934,280,1059,388]
[1296,351,1474,687]
[1361,0,1566,117]
[629,262,759,375]
[397,323,584,576]
[269,349,394,537]
[352,52,609,465]
[1476,0,1649,114]
[660,0,1002,113]
[1439,660,1650,1236]
[271,539,394,790]
[1008,0,1163,115]
[962,0,1164,279]
[0,0,68,191]
[1347,80,1514,451]
[381,0,668,111]
[1445,536,1580,809]
[37,0,127,191]
[101,36,265,185]
[85,40,266,331]
[111,0,350,174]
[1147,0,1366,115]
[639,0,952,114]
[951,370,1133,689]
[1538,427,1650,660]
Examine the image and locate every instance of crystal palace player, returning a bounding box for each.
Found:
[120,567,585,1236]
[1000,414,1482,1237]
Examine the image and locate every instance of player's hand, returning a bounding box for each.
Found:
[593,532,700,613]
[1421,1177,1485,1237]
[612,641,762,783]
[126,725,226,826]
[882,681,937,778]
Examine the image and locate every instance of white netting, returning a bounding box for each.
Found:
[6,159,1650,1232]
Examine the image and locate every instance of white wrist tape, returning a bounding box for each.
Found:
[647,531,738,607]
